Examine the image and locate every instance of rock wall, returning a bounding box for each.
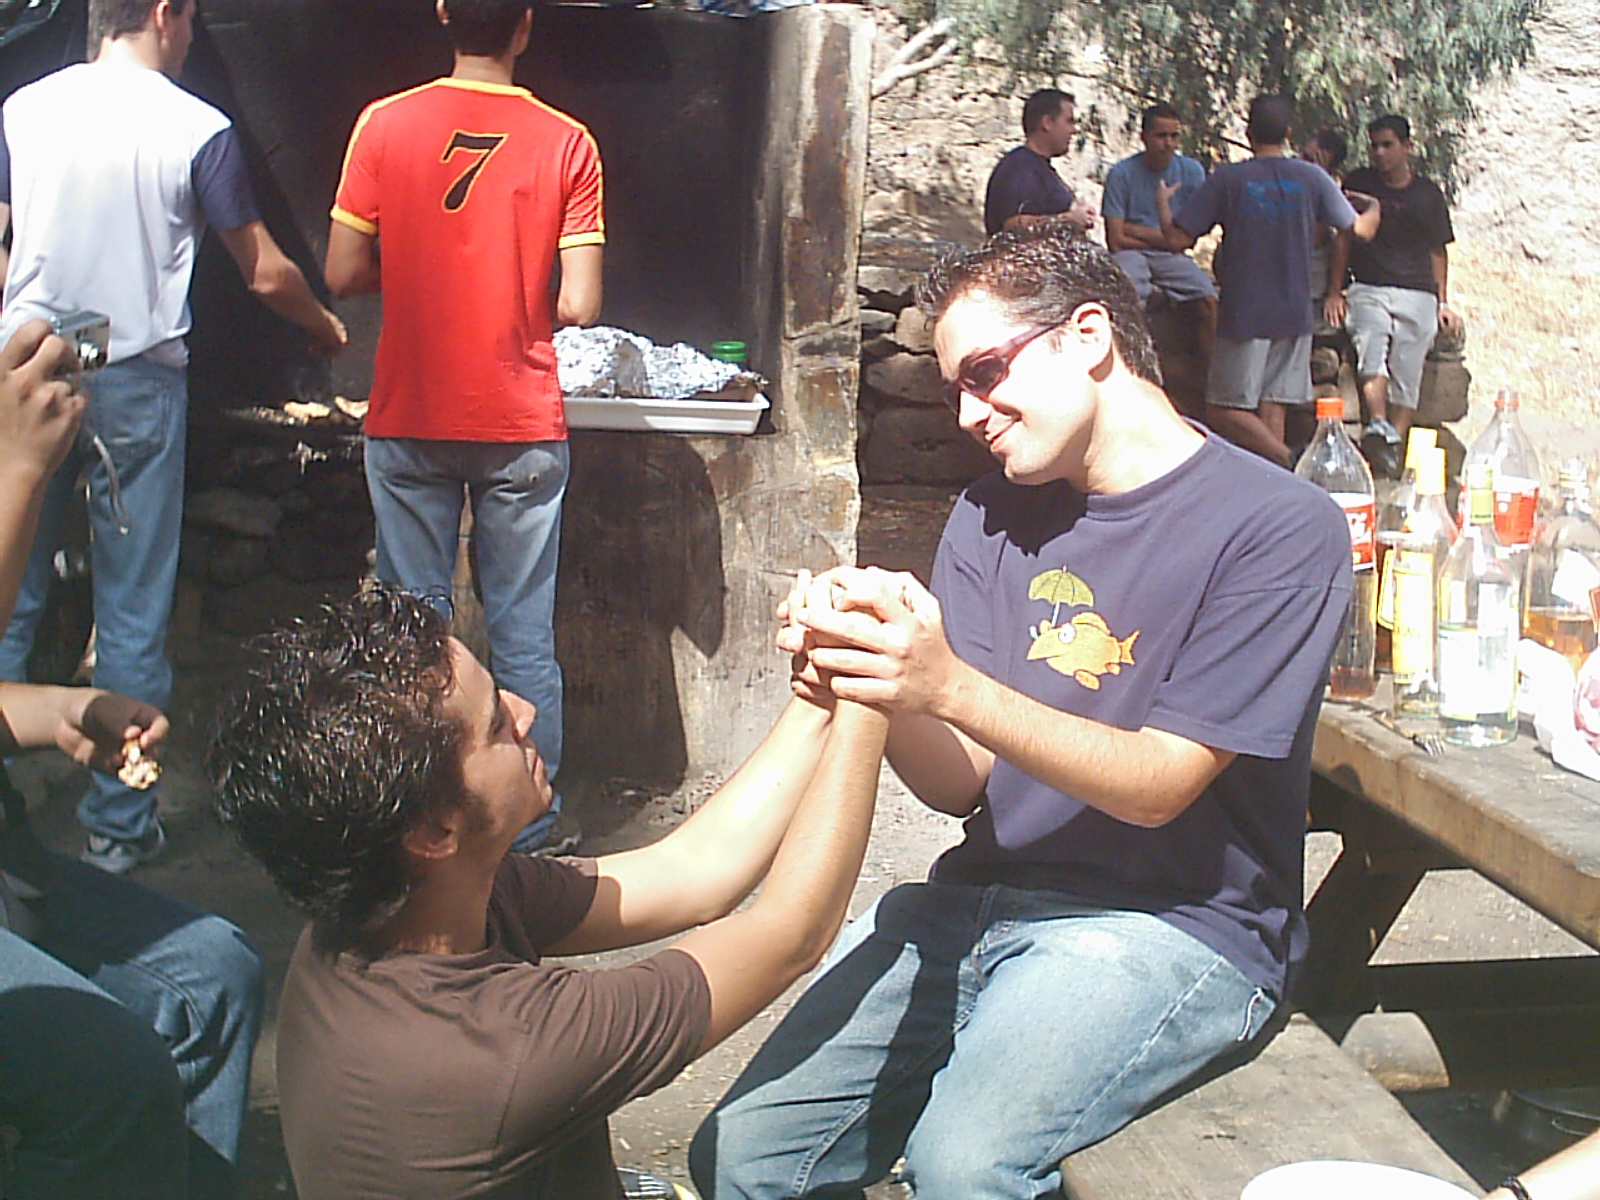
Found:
[1454,0,1600,276]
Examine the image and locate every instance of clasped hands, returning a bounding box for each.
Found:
[776,566,959,716]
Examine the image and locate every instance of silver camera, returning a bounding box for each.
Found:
[49,310,111,378]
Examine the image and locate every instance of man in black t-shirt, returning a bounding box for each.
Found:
[982,88,1097,236]
[693,229,1351,1200]
[1325,114,1461,461]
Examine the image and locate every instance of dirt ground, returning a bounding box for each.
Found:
[6,482,1595,1198]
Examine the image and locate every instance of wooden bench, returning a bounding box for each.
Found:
[1060,1015,1479,1200]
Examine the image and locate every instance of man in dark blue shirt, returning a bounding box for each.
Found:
[982,88,1096,237]
[693,229,1351,1200]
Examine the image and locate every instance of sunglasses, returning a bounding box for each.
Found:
[942,323,1061,412]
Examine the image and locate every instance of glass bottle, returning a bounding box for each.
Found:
[1461,389,1541,583]
[1438,462,1520,746]
[1391,446,1457,718]
[1297,396,1377,701]
[1376,428,1439,671]
[1523,459,1600,674]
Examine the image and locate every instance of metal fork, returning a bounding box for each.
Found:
[1373,711,1446,757]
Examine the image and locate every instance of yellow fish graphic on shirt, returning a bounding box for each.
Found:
[1027,612,1139,688]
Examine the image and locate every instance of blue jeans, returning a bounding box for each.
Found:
[0,357,187,842]
[0,847,264,1199]
[365,437,567,832]
[691,882,1272,1200]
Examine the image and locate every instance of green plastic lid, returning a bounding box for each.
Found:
[709,340,748,364]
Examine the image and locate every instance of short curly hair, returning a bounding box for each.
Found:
[916,227,1163,387]
[208,586,467,940]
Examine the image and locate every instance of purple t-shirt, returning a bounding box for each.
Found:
[1175,155,1355,340]
[929,432,1352,997]
[984,145,1076,236]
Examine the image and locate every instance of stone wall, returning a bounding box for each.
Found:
[1454,0,1600,276]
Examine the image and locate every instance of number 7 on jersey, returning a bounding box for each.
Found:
[441,131,507,212]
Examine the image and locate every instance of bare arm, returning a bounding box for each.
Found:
[0,203,10,287]
[544,696,837,956]
[555,243,603,327]
[1156,181,1198,252]
[793,569,1234,828]
[673,699,888,1054]
[1432,246,1462,337]
[218,221,347,355]
[323,221,381,299]
[1484,1127,1600,1200]
[1105,217,1168,253]
[0,321,85,626]
[0,684,167,774]
[1324,229,1354,327]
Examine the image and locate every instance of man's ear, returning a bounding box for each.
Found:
[436,0,450,27]
[403,807,463,863]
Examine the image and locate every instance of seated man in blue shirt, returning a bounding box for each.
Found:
[1103,103,1218,371]
[982,89,1096,237]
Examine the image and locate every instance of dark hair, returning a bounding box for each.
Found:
[92,0,186,43]
[1246,95,1294,146]
[1367,114,1412,143]
[916,226,1163,387]
[1022,89,1075,136]
[1140,102,1182,133]
[208,586,467,939]
[441,0,530,57]
[1309,127,1348,170]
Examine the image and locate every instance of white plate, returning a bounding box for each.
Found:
[1241,1161,1477,1200]
[564,393,769,435]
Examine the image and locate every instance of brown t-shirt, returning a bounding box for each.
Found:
[277,856,712,1200]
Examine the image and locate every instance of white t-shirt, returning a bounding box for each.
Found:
[0,60,258,367]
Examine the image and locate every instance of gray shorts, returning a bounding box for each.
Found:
[1112,249,1218,303]
[1345,283,1439,411]
[1206,335,1313,410]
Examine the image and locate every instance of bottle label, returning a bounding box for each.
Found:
[1553,549,1600,610]
[1332,492,1376,571]
[1376,547,1396,629]
[1493,478,1539,547]
[1391,552,1434,680]
[1437,624,1516,720]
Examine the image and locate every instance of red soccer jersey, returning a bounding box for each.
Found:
[332,79,604,442]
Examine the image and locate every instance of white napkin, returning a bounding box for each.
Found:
[1521,638,1600,780]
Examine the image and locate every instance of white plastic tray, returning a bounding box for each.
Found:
[564,393,769,435]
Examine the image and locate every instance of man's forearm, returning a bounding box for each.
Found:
[1431,247,1449,304]
[637,697,836,921]
[931,657,1230,827]
[0,473,48,628]
[884,712,989,817]
[0,682,75,754]
[1328,230,1353,296]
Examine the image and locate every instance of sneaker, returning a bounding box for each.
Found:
[1360,418,1403,480]
[509,806,582,858]
[81,818,166,875]
[617,1167,697,1200]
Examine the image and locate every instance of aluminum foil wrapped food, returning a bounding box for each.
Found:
[555,326,764,400]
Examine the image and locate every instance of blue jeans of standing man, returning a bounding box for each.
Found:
[0,357,186,843]
[0,847,264,1199]
[691,882,1272,1200]
[365,437,568,838]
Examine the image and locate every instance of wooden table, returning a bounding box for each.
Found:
[1302,694,1600,1088]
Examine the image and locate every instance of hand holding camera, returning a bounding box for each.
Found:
[0,317,93,483]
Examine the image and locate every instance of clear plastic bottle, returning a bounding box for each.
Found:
[1461,389,1541,583]
[1438,462,1519,746]
[1391,446,1457,718]
[1523,459,1600,674]
[1297,396,1377,701]
[1376,428,1438,670]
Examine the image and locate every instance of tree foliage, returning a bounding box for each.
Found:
[894,0,1543,186]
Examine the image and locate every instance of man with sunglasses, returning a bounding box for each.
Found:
[692,228,1353,1200]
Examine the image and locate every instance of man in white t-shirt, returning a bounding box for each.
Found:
[0,0,347,873]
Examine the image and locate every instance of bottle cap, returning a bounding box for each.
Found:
[709,340,748,364]
[1560,457,1588,493]
[1403,427,1437,473]
[1315,396,1343,421]
[1416,446,1447,496]
[1494,388,1520,410]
